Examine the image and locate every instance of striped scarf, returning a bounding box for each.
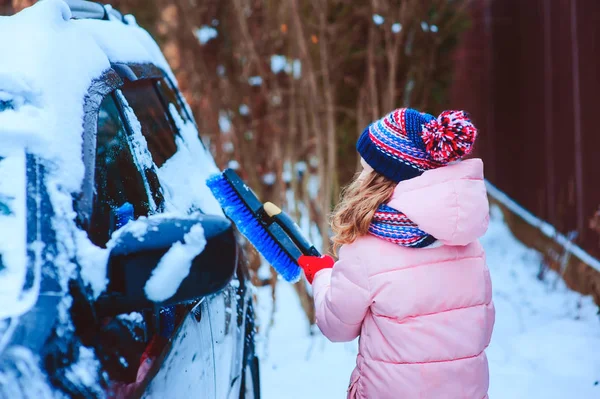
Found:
[369,204,436,248]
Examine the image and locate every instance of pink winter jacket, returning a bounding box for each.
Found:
[312,159,495,399]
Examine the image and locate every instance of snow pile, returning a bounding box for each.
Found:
[144,224,206,302]
[257,205,600,398]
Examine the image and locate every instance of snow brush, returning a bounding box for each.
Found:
[206,169,321,282]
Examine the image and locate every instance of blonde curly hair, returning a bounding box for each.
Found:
[330,165,397,254]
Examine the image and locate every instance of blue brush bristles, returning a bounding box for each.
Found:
[206,173,302,283]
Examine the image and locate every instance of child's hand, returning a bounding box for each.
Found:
[297,255,335,284]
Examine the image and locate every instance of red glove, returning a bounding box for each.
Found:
[298,255,335,284]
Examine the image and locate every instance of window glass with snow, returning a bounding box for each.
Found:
[120,79,179,167]
[90,93,152,247]
[155,78,192,124]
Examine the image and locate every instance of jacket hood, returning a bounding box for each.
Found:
[387,158,489,246]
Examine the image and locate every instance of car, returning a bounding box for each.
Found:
[0,1,260,398]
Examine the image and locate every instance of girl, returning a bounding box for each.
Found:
[298,108,495,399]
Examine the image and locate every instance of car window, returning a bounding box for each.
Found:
[120,80,178,168]
[90,93,152,247]
[155,78,192,124]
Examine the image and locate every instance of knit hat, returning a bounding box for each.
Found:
[356,108,478,183]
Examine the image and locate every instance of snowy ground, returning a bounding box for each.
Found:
[255,206,600,398]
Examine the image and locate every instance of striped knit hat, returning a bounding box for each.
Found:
[356,108,478,183]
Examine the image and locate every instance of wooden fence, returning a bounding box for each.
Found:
[451,0,600,301]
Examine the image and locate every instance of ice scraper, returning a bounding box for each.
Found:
[206,169,320,282]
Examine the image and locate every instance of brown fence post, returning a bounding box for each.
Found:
[570,0,585,237]
[483,0,496,181]
[543,0,556,227]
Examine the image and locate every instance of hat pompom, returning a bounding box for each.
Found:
[421,110,477,163]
